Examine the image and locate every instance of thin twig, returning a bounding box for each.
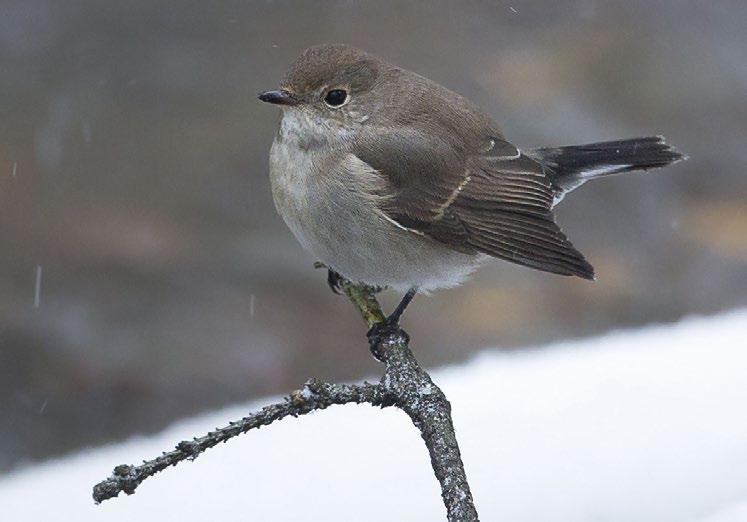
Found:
[93,277,480,521]
[93,379,389,503]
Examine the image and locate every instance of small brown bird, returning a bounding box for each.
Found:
[259,44,685,328]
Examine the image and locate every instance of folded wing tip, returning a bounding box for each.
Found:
[564,256,596,281]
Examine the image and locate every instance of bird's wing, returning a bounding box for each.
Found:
[353,129,595,279]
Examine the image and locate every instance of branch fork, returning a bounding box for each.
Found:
[93,274,480,521]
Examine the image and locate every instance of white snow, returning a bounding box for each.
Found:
[1,309,746,521]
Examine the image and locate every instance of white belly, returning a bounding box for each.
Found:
[268,110,480,292]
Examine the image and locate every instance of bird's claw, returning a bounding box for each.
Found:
[314,262,344,295]
[327,269,344,295]
[366,316,409,361]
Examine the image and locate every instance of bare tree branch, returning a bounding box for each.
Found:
[93,379,389,502]
[93,278,480,521]
[337,277,478,520]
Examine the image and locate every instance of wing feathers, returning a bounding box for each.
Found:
[353,132,596,279]
[458,209,595,279]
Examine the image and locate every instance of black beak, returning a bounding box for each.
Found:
[257,89,298,106]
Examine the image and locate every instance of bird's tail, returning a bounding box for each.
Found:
[528,136,686,205]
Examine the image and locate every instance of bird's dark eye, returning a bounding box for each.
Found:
[324,89,348,107]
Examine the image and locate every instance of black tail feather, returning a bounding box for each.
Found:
[529,136,686,201]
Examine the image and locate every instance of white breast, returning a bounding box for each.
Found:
[269,109,333,254]
[268,109,480,292]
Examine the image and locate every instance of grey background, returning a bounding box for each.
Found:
[1,0,745,472]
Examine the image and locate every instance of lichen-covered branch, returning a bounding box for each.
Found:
[380,335,477,520]
[338,278,386,328]
[92,379,389,503]
[339,282,479,521]
[93,278,480,521]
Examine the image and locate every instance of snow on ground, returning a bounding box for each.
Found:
[1,309,746,521]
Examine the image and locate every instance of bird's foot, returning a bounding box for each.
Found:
[314,262,344,295]
[366,315,409,361]
[326,269,344,295]
[314,262,385,296]
[366,287,417,360]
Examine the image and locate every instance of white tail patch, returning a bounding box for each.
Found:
[577,164,631,179]
[552,164,633,207]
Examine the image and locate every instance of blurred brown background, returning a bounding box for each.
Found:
[1,0,745,472]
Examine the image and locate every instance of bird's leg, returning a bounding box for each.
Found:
[367,287,417,353]
[388,287,418,326]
